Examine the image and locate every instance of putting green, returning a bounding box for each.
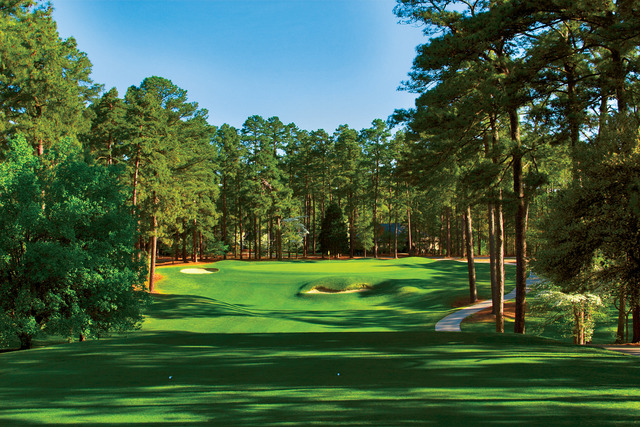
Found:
[2,258,640,425]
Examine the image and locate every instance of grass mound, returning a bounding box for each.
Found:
[298,276,373,294]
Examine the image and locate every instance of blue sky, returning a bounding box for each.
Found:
[52,0,425,132]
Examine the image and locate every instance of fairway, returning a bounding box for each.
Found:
[2,258,640,425]
[145,257,495,334]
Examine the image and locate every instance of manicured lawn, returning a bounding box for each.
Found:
[145,257,497,334]
[1,258,639,425]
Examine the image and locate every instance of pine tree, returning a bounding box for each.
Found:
[319,203,348,259]
[0,1,98,155]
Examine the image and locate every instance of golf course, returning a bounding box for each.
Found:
[2,257,640,425]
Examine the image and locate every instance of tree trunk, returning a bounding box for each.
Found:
[440,213,445,256]
[132,144,141,209]
[253,216,262,260]
[19,333,33,350]
[303,195,309,258]
[574,307,583,345]
[464,205,477,303]
[488,203,497,314]
[511,108,527,335]
[182,219,188,262]
[394,209,399,259]
[632,301,640,343]
[388,200,393,256]
[107,136,113,166]
[616,285,626,343]
[349,200,355,258]
[373,189,379,259]
[446,208,452,257]
[312,197,317,255]
[495,193,505,333]
[459,213,464,258]
[234,220,238,259]
[222,176,228,259]
[277,217,283,261]
[149,215,158,292]
[239,207,244,260]
[192,218,198,263]
[598,78,608,140]
[611,48,628,114]
[407,192,413,256]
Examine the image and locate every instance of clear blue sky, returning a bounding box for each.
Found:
[52,0,424,133]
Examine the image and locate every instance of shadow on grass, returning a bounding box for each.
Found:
[1,331,640,424]
[150,292,434,330]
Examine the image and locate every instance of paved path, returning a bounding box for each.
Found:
[434,274,640,357]
[435,274,539,332]
[595,345,640,357]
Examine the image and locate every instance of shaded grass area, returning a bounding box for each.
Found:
[1,331,639,425]
[3,257,638,424]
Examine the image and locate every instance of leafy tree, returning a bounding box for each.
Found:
[0,136,148,350]
[281,216,308,258]
[530,281,606,345]
[319,203,348,259]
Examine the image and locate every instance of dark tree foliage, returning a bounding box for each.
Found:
[319,203,348,258]
[0,136,149,350]
[534,119,640,342]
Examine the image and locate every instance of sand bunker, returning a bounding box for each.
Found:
[306,286,371,294]
[180,268,219,274]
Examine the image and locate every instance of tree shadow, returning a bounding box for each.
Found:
[150,293,254,320]
[1,331,640,424]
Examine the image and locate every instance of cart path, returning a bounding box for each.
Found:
[435,274,539,332]
[435,275,640,357]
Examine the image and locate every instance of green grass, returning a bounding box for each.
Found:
[2,257,639,425]
[144,257,498,334]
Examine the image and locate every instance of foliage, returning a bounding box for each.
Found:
[319,203,348,258]
[281,216,308,253]
[529,280,606,344]
[0,0,98,152]
[0,136,148,349]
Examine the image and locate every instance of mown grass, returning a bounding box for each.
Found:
[1,257,639,425]
[144,257,497,334]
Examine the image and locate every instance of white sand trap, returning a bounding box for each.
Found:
[306,287,370,294]
[180,268,219,274]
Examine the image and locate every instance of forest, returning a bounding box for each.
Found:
[1,0,640,349]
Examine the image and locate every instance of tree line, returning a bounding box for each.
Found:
[394,0,640,343]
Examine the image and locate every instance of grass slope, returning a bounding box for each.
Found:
[2,258,639,425]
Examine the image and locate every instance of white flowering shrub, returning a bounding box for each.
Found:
[530,280,606,344]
